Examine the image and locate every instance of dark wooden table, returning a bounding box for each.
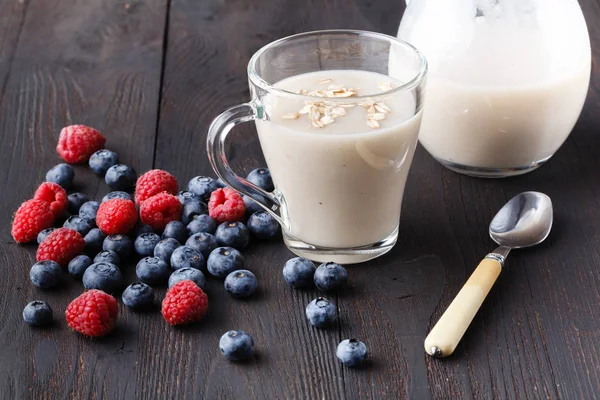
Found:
[1,0,599,398]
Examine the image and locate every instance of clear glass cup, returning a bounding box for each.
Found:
[206,30,427,264]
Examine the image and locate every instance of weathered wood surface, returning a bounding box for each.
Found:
[0,0,599,398]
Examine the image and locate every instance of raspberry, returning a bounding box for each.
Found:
[36,228,85,267]
[33,182,68,217]
[96,199,139,235]
[135,169,178,205]
[65,290,118,337]
[11,200,55,243]
[139,192,182,231]
[208,188,245,223]
[161,280,208,325]
[56,124,106,164]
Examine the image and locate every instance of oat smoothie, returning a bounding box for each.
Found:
[255,70,423,248]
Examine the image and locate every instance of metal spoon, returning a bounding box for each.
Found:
[424,191,553,358]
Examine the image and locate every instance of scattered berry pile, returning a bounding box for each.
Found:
[13,125,366,366]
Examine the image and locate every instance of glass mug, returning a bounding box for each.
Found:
[207,30,427,264]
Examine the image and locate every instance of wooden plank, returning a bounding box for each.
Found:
[153,0,355,398]
[0,0,166,398]
[421,0,600,397]
[156,0,600,398]
[0,0,27,93]
[154,0,454,398]
[0,0,598,398]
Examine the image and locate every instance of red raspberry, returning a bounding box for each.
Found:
[36,228,85,266]
[139,192,182,231]
[33,182,68,217]
[208,188,245,223]
[66,290,118,337]
[162,280,208,325]
[11,200,55,243]
[56,124,106,164]
[135,169,178,205]
[96,198,138,235]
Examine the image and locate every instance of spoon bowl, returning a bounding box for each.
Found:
[489,191,553,249]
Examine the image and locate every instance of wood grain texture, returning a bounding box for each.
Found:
[155,0,600,399]
[0,0,166,398]
[0,0,599,398]
[0,0,28,98]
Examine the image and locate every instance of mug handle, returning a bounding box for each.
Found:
[206,101,286,227]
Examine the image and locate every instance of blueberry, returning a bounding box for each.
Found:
[170,246,205,271]
[68,255,93,279]
[168,267,206,289]
[37,228,55,244]
[79,201,100,221]
[215,178,227,188]
[247,211,279,239]
[219,330,255,361]
[283,257,316,288]
[102,191,132,203]
[29,261,63,289]
[314,262,348,292]
[176,190,200,206]
[243,195,262,216]
[305,297,337,328]
[181,201,208,225]
[94,250,121,266]
[154,238,181,263]
[162,221,187,244]
[130,223,153,237]
[122,282,154,310]
[136,257,170,285]
[336,339,368,367]
[215,222,250,249]
[22,301,53,327]
[224,270,257,298]
[187,214,217,235]
[207,247,244,279]
[105,164,137,191]
[134,233,161,257]
[89,149,119,176]
[187,176,218,201]
[82,262,123,293]
[84,228,106,254]
[63,215,94,236]
[67,193,89,214]
[103,234,133,259]
[247,168,274,192]
[45,163,74,189]
[186,232,218,259]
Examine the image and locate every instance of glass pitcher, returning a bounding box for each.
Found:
[396,0,591,177]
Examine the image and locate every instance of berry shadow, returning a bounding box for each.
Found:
[171,317,215,334]
[65,182,89,196]
[230,284,267,302]
[27,319,60,331]
[126,301,161,314]
[231,351,265,367]
[342,357,374,371]
[89,322,137,346]
[335,281,359,300]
